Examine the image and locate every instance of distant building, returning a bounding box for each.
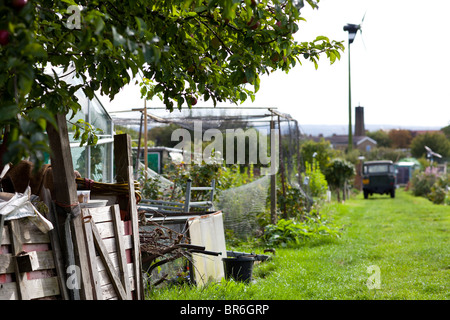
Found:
[133,146,184,174]
[326,135,377,152]
[410,130,443,138]
[305,106,378,151]
[395,158,422,185]
[355,106,365,136]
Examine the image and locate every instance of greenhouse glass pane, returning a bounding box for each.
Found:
[72,146,87,178]
[89,97,112,135]
[67,89,89,143]
[90,143,113,182]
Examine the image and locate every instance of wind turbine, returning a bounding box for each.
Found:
[425,145,442,164]
[343,12,366,151]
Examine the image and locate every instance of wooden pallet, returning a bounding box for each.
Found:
[81,205,136,300]
[0,218,63,300]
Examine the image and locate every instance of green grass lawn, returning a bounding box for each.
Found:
[147,188,450,300]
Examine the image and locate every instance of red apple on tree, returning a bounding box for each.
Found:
[247,17,260,30]
[0,30,10,46]
[271,52,280,62]
[211,37,221,49]
[12,0,28,10]
[188,96,197,106]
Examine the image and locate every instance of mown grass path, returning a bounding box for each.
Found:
[148,189,449,300]
[260,188,450,300]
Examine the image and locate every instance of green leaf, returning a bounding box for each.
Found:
[18,70,34,95]
[73,125,81,140]
[28,108,57,130]
[0,105,19,122]
[23,43,48,59]
[315,36,330,42]
[94,17,105,35]
[80,131,89,146]
[112,26,126,46]
[61,0,78,5]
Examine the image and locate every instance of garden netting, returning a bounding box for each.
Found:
[214,175,270,239]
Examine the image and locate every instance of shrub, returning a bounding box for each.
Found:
[277,184,308,219]
[323,158,355,202]
[428,174,450,205]
[139,174,164,200]
[410,170,438,197]
[262,215,341,248]
[304,159,328,200]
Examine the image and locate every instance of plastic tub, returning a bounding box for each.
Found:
[222,256,255,283]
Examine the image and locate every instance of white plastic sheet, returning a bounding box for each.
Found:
[188,211,227,286]
[0,186,53,233]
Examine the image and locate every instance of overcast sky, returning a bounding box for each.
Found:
[98,0,450,130]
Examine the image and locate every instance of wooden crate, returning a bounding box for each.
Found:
[0,218,62,300]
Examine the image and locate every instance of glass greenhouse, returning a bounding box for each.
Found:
[67,87,114,183]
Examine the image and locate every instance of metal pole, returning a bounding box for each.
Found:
[144,99,148,180]
[270,117,277,225]
[277,116,287,219]
[348,39,353,151]
[135,112,144,179]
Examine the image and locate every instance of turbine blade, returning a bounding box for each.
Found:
[361,10,367,25]
[360,30,367,50]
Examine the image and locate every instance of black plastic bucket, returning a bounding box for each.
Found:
[222,256,255,283]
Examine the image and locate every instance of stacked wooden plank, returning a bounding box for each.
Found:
[0,132,143,300]
[0,219,62,300]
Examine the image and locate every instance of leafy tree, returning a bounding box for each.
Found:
[0,0,344,169]
[114,124,140,140]
[147,124,183,148]
[441,124,450,140]
[410,132,450,161]
[323,158,354,202]
[388,129,412,149]
[300,138,335,172]
[365,147,408,163]
[366,129,391,148]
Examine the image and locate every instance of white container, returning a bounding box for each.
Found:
[80,199,108,208]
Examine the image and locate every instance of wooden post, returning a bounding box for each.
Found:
[45,201,70,300]
[9,220,30,300]
[82,212,102,300]
[114,134,143,299]
[0,214,4,248]
[111,204,131,299]
[46,113,93,300]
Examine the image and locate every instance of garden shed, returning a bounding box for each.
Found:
[395,158,421,185]
[133,146,184,174]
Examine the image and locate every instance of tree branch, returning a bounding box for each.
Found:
[195,17,233,55]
